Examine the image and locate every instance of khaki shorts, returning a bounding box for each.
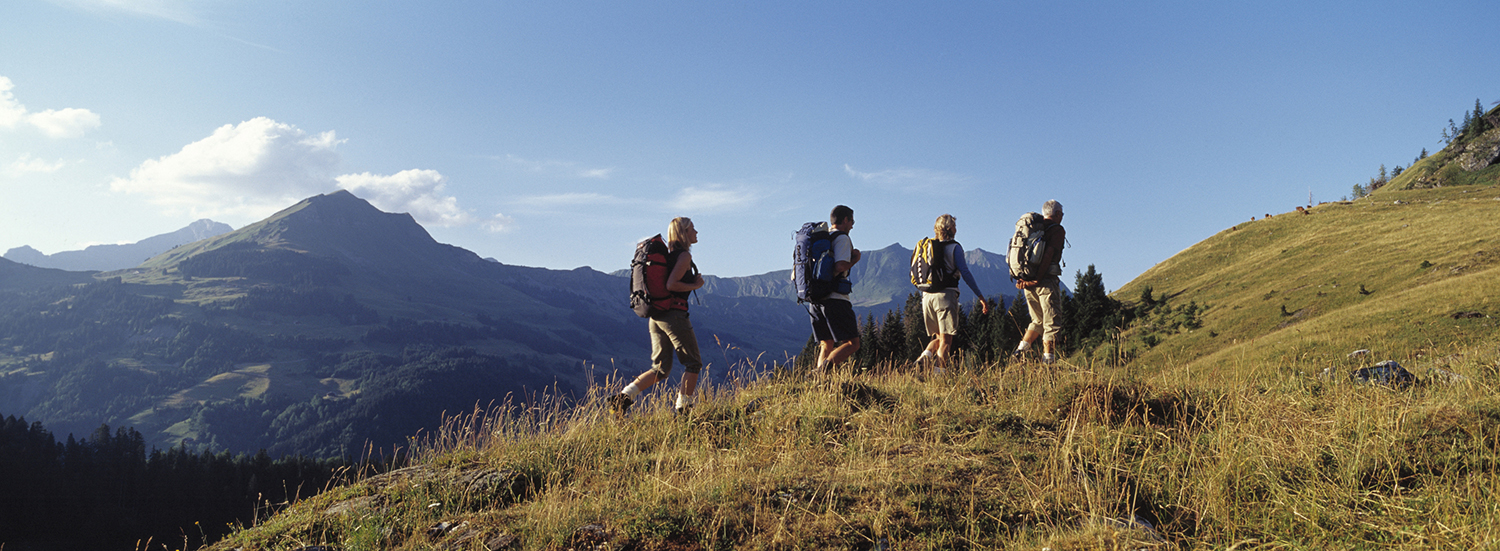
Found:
[922,288,961,336]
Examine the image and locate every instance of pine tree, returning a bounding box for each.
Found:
[1475,98,1491,135]
[879,308,907,365]
[902,292,926,360]
[856,313,879,367]
[1063,265,1123,355]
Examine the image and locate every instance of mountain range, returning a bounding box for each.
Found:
[4,219,232,272]
[0,190,1015,458]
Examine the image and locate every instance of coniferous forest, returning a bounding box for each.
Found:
[0,415,348,550]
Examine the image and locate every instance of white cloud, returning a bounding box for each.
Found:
[110,117,343,220]
[0,76,102,138]
[843,163,970,193]
[28,108,102,138]
[670,185,757,212]
[0,78,25,128]
[9,154,66,175]
[482,213,516,233]
[335,169,474,227]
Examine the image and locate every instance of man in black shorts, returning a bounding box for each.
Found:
[807,205,862,371]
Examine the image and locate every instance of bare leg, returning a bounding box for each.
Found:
[628,370,661,392]
[825,337,861,367]
[816,340,835,370]
[934,334,953,370]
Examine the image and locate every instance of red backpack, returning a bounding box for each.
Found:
[629,234,688,317]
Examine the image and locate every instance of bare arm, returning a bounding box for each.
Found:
[834,249,861,274]
[666,251,703,292]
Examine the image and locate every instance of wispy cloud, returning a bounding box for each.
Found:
[0,78,24,128]
[843,163,970,193]
[482,213,516,233]
[670,185,758,212]
[110,117,343,220]
[336,169,473,227]
[48,0,202,26]
[497,154,614,179]
[28,108,102,138]
[9,154,66,175]
[0,76,102,138]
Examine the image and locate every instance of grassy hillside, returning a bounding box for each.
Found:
[202,342,1500,550]
[194,181,1500,549]
[1112,185,1500,376]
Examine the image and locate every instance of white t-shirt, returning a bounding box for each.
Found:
[828,233,853,302]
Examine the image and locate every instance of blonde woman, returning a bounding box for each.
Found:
[611,217,706,415]
[918,214,988,371]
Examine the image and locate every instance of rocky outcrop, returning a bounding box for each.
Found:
[1457,127,1500,172]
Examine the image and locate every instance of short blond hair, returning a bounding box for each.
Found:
[667,217,694,251]
[934,214,956,241]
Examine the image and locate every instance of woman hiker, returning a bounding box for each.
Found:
[610,217,706,415]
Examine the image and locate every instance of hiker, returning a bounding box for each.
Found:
[917,214,989,371]
[611,217,705,415]
[1013,200,1066,364]
[807,205,862,371]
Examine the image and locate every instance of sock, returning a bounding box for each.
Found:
[1017,341,1032,351]
[676,392,694,409]
[622,383,643,399]
[1042,353,1055,362]
[919,350,934,360]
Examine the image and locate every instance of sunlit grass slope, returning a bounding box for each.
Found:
[1114,185,1500,379]
[201,344,1500,550]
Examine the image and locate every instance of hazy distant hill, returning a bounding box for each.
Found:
[0,256,96,291]
[4,219,232,272]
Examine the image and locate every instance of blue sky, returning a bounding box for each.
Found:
[3,1,1497,290]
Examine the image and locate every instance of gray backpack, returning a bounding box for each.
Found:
[1007,212,1049,280]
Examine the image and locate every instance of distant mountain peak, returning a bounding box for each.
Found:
[3,220,234,272]
[142,190,482,279]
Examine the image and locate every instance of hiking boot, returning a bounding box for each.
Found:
[1011,349,1026,361]
[675,405,692,417]
[1041,353,1055,365]
[607,393,633,415]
